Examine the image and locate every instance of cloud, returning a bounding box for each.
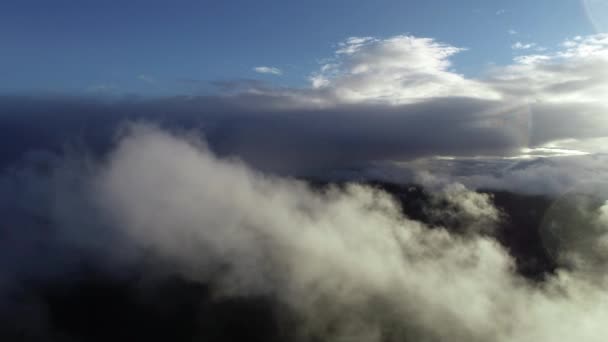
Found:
[511,41,536,50]
[490,34,608,103]
[6,32,608,340]
[3,125,608,341]
[98,127,608,342]
[298,33,608,112]
[508,29,518,35]
[388,153,608,196]
[3,33,608,183]
[254,66,283,75]
[237,34,608,161]
[306,35,499,104]
[0,95,529,174]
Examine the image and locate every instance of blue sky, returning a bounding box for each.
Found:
[0,0,598,96]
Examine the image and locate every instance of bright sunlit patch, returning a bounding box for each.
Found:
[532,137,608,155]
[583,0,608,33]
[519,145,590,158]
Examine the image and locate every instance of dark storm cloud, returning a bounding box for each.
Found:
[2,93,608,176]
[0,94,534,175]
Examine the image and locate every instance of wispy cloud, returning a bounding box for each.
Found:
[253,66,282,75]
[511,41,536,50]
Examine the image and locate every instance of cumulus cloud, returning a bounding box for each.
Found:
[490,34,608,103]
[306,35,499,104]
[254,66,283,75]
[297,33,608,114]
[424,182,503,235]
[92,127,608,342]
[3,125,608,341]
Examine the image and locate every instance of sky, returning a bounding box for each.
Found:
[0,0,599,95]
[2,0,608,175]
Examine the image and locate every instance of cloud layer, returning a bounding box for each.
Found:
[178,33,608,166]
[2,34,608,191]
[3,125,608,341]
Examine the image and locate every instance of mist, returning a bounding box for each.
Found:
[2,123,608,341]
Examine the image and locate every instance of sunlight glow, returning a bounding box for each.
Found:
[584,0,608,33]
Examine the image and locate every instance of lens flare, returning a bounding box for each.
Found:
[583,0,608,33]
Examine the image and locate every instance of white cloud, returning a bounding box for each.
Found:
[512,41,536,50]
[253,66,283,75]
[244,33,608,118]
[491,33,608,104]
[3,113,608,339]
[300,32,608,110]
[508,29,518,35]
[87,125,608,341]
[306,35,499,105]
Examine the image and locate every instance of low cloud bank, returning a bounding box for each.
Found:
[2,124,608,341]
[384,154,608,196]
[3,35,608,177]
